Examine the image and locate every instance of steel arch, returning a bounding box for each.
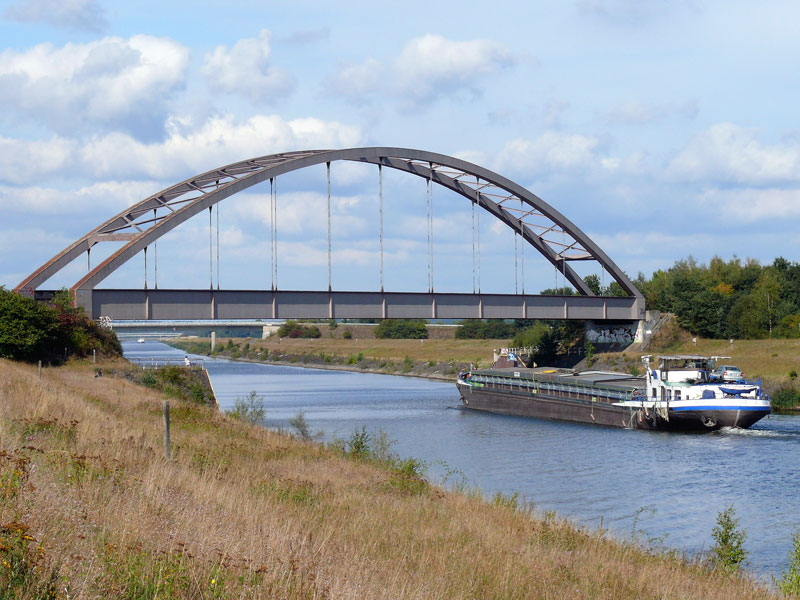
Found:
[15,147,641,299]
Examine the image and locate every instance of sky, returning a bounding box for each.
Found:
[2,0,799,296]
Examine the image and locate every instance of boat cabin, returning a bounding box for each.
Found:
[643,354,731,384]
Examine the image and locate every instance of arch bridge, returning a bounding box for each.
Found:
[16,147,644,322]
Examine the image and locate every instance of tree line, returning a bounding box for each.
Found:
[633,255,800,339]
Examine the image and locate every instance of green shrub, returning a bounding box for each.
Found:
[709,505,747,573]
[456,319,517,339]
[227,391,266,426]
[585,341,596,368]
[779,529,800,596]
[402,356,414,372]
[375,319,427,339]
[0,287,121,363]
[189,383,207,403]
[772,387,800,410]
[277,320,321,338]
[347,426,371,458]
[141,372,157,387]
[289,411,322,442]
[342,328,352,339]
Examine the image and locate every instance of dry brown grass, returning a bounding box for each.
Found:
[0,358,776,599]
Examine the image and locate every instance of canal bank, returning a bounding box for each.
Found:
[127,340,800,580]
[167,337,473,382]
[0,354,779,599]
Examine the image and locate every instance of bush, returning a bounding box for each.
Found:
[277,320,322,338]
[456,319,517,339]
[227,391,266,426]
[511,322,550,349]
[347,426,371,458]
[0,287,121,363]
[289,411,321,442]
[709,505,747,573]
[779,529,800,596]
[342,328,352,339]
[772,387,800,410]
[375,319,428,339]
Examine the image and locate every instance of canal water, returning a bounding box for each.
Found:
[124,340,799,579]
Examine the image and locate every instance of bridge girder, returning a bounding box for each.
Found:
[15,147,641,301]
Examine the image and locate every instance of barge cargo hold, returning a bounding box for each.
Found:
[456,354,771,432]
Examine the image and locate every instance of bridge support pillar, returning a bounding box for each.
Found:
[211,331,216,351]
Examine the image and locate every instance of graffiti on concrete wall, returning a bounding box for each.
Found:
[587,326,640,345]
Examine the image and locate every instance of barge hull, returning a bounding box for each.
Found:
[457,382,636,429]
[457,383,770,432]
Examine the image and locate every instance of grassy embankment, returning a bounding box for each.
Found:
[170,337,504,379]
[0,357,777,599]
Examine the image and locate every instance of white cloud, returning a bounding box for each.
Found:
[0,135,76,185]
[0,35,189,138]
[668,122,800,184]
[202,30,295,103]
[81,114,364,180]
[497,132,602,174]
[0,180,158,214]
[394,35,516,109]
[3,0,107,32]
[698,187,800,222]
[325,58,383,105]
[327,34,516,110]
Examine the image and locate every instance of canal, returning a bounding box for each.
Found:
[124,340,800,578]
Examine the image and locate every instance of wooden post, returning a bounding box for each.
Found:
[163,400,171,460]
[38,360,42,378]
[92,349,96,363]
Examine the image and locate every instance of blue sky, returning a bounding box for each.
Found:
[2,0,799,295]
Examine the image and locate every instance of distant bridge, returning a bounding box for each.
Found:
[16,147,644,322]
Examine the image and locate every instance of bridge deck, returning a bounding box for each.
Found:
[67,289,645,321]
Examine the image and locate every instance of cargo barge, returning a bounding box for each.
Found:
[456,353,770,432]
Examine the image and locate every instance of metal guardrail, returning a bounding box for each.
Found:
[128,357,205,369]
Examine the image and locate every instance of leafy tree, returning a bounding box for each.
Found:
[512,322,550,349]
[709,505,747,573]
[583,274,602,295]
